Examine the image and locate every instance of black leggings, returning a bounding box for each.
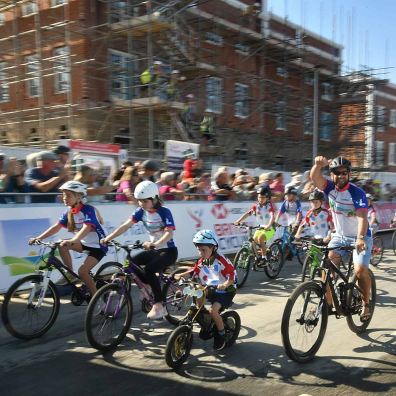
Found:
[131,247,178,303]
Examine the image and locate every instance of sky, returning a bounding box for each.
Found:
[267,0,396,84]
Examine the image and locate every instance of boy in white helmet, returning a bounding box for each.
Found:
[29,181,108,296]
[175,229,236,350]
[102,180,178,320]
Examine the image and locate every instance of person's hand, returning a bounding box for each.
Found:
[323,235,331,244]
[217,282,228,291]
[233,221,240,226]
[314,156,329,168]
[143,241,155,250]
[60,239,76,247]
[294,234,301,240]
[355,238,367,254]
[174,273,184,281]
[100,238,109,245]
[28,237,39,245]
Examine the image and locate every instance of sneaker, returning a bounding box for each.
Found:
[213,333,226,350]
[147,304,167,320]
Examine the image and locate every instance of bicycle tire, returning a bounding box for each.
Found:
[222,311,241,347]
[264,242,284,279]
[85,283,133,351]
[233,247,253,288]
[281,281,328,363]
[1,274,60,340]
[94,261,123,289]
[392,230,396,255]
[370,236,384,267]
[296,246,306,266]
[346,269,376,334]
[165,325,193,369]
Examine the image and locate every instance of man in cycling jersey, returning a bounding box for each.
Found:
[310,156,372,322]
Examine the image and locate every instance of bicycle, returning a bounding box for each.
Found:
[370,234,384,267]
[85,240,190,351]
[1,240,122,340]
[233,224,284,284]
[281,243,376,363]
[164,279,241,369]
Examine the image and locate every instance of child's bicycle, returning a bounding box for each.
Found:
[370,233,384,267]
[85,240,190,351]
[233,224,284,284]
[1,240,122,340]
[164,279,241,369]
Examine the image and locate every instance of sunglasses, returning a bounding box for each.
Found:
[332,170,349,176]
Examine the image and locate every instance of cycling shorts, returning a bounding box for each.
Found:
[254,228,275,242]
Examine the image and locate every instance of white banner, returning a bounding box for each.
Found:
[165,140,200,171]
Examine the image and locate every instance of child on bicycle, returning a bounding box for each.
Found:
[101,180,178,320]
[295,189,333,242]
[234,185,275,261]
[175,229,236,351]
[28,181,108,296]
[366,194,379,234]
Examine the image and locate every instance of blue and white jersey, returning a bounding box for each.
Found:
[58,204,108,252]
[323,180,370,237]
[278,199,302,226]
[131,206,176,249]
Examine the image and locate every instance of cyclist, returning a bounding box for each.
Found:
[28,181,108,296]
[101,180,178,320]
[234,185,275,261]
[175,229,236,350]
[310,156,372,322]
[366,193,379,234]
[294,189,333,242]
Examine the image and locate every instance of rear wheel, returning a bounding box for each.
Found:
[1,275,60,340]
[370,236,383,267]
[281,281,328,363]
[264,242,284,279]
[233,247,253,288]
[222,311,241,347]
[165,325,193,369]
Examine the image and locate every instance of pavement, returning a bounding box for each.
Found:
[0,235,395,396]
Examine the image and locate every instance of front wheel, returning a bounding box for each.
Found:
[85,283,133,351]
[165,325,193,369]
[94,261,123,289]
[222,311,241,347]
[346,269,376,334]
[1,275,60,340]
[264,242,284,279]
[233,247,253,288]
[370,236,383,267]
[281,281,328,363]
[301,255,321,282]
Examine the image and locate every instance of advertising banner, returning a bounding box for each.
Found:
[165,140,200,171]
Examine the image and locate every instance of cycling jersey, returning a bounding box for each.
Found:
[249,202,275,226]
[323,179,370,237]
[131,206,176,248]
[278,199,302,225]
[58,204,107,252]
[300,208,332,238]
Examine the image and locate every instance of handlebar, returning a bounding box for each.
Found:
[30,240,62,249]
[309,243,355,252]
[105,240,144,251]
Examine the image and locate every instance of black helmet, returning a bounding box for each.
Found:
[329,156,351,172]
[257,185,271,198]
[285,186,298,195]
[309,190,325,201]
[141,159,159,171]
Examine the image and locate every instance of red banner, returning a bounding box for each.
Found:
[69,140,120,154]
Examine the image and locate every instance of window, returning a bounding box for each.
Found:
[390,109,396,128]
[22,2,37,16]
[376,105,386,132]
[109,50,135,100]
[54,46,70,93]
[26,54,39,97]
[276,66,288,78]
[0,62,9,102]
[235,43,249,55]
[234,83,249,118]
[389,143,396,166]
[51,0,67,6]
[304,74,313,86]
[206,77,222,113]
[320,112,333,140]
[109,1,131,23]
[375,141,384,167]
[276,101,286,130]
[205,32,223,46]
[0,13,5,26]
[321,82,333,101]
[303,106,313,134]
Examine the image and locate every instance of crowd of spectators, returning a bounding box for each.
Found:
[1,147,396,204]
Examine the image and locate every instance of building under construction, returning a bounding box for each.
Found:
[0,0,394,171]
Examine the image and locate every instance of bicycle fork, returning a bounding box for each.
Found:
[30,270,52,309]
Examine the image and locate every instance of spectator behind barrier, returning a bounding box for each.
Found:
[211,170,236,201]
[116,166,139,204]
[159,172,185,201]
[0,154,27,204]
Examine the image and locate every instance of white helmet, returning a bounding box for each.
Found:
[59,181,87,196]
[192,229,219,247]
[134,180,159,200]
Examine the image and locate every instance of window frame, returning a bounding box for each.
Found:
[109,49,136,101]
[389,109,396,128]
[388,142,396,166]
[205,32,223,46]
[234,82,249,119]
[376,105,386,132]
[53,46,70,93]
[25,54,39,97]
[319,111,333,141]
[321,82,333,101]
[21,2,37,17]
[375,140,384,167]
[303,106,313,135]
[51,0,68,7]
[206,76,223,114]
[0,62,9,103]
[276,101,286,130]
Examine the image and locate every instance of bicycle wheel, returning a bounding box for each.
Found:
[163,268,192,326]
[301,255,322,282]
[85,283,133,351]
[94,261,123,289]
[281,281,328,363]
[222,311,241,347]
[1,275,60,340]
[392,231,396,255]
[165,325,193,369]
[233,247,253,288]
[370,236,384,267]
[264,242,284,279]
[296,246,306,266]
[346,269,376,334]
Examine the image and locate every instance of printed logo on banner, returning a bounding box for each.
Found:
[187,208,203,228]
[211,204,228,219]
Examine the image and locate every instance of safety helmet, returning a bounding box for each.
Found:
[59,181,87,196]
[257,185,271,198]
[309,190,325,201]
[285,186,298,195]
[192,229,219,247]
[134,180,159,200]
[141,159,159,171]
[366,193,374,200]
[329,156,351,172]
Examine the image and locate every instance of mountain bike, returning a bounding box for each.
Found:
[233,224,283,283]
[85,240,189,351]
[1,240,121,340]
[281,243,376,363]
[370,234,384,267]
[164,279,241,369]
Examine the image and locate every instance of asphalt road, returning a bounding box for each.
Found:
[0,234,395,396]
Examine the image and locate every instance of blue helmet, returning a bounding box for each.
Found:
[192,229,219,247]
